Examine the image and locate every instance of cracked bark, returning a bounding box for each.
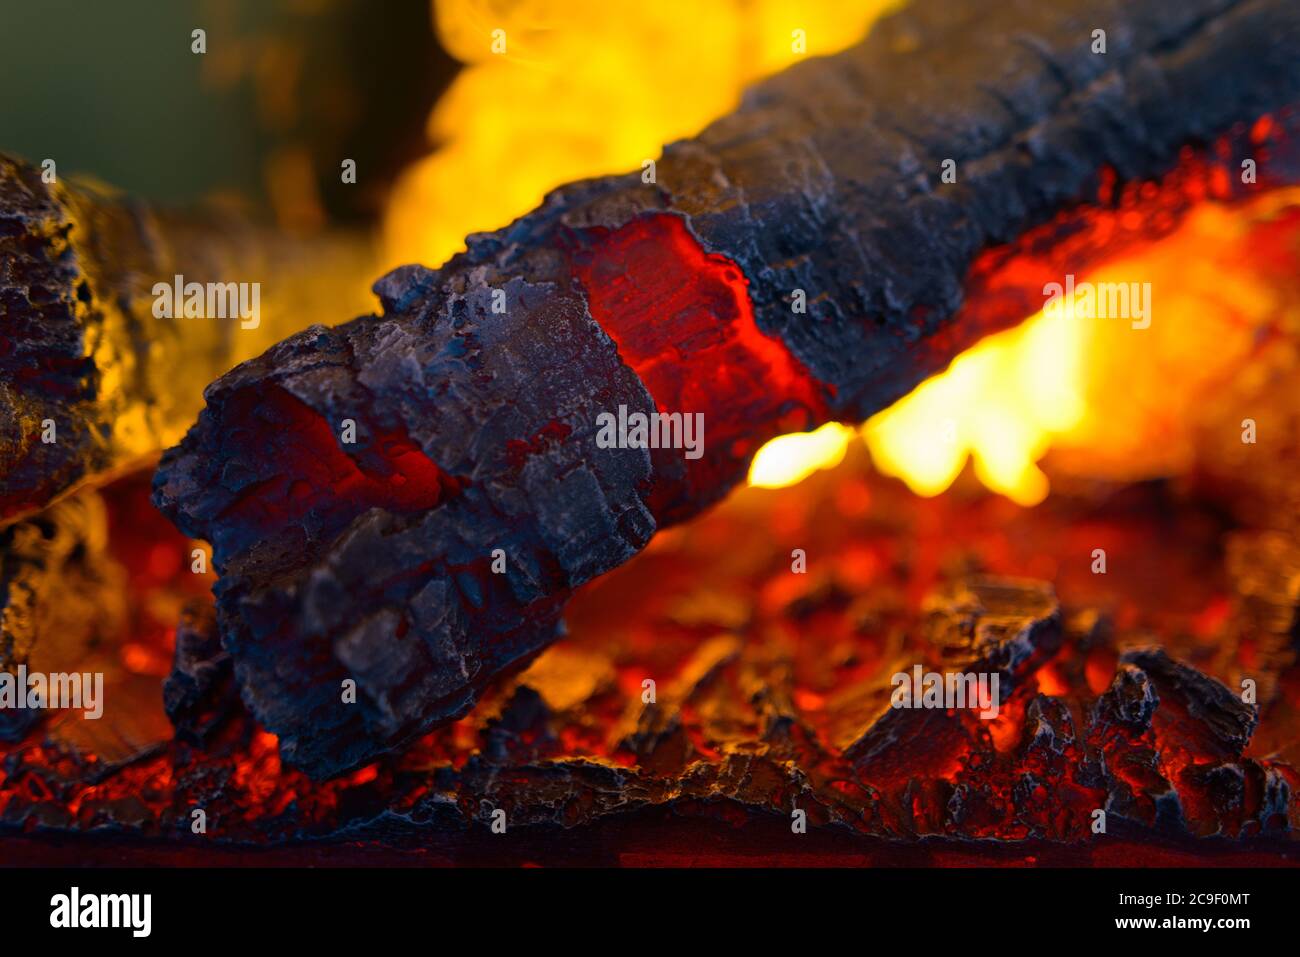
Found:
[152,0,1300,778]
[0,154,374,523]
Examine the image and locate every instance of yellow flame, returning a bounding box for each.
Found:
[745,310,1087,505]
[749,190,1300,503]
[862,308,1087,505]
[385,1,899,271]
[391,2,1280,509]
[1046,193,1300,482]
[749,422,854,488]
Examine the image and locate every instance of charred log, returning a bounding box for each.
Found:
[154,0,1300,778]
[0,154,375,524]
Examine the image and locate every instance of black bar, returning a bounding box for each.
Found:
[2,865,1294,944]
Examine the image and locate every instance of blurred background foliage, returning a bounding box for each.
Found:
[0,0,451,227]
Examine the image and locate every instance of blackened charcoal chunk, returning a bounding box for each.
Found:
[1122,648,1258,753]
[922,576,1061,680]
[1183,762,1248,821]
[845,576,1059,772]
[163,601,236,743]
[1023,694,1076,757]
[1095,662,1160,730]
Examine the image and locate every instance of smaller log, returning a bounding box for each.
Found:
[0,154,375,523]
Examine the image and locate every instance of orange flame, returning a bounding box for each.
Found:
[387,2,1295,506]
[385,1,899,270]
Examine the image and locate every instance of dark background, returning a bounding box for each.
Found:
[0,0,455,224]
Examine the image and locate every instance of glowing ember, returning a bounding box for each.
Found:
[5,0,1300,867]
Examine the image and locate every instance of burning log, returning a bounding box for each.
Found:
[0,154,375,523]
[154,0,1300,779]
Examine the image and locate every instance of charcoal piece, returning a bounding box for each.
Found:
[1091,647,1269,836]
[163,601,236,743]
[921,577,1061,677]
[1022,694,1078,759]
[845,576,1061,779]
[154,0,1300,779]
[1093,662,1160,731]
[1120,647,1259,754]
[847,574,1060,769]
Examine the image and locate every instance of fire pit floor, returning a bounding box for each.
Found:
[3,446,1297,859]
